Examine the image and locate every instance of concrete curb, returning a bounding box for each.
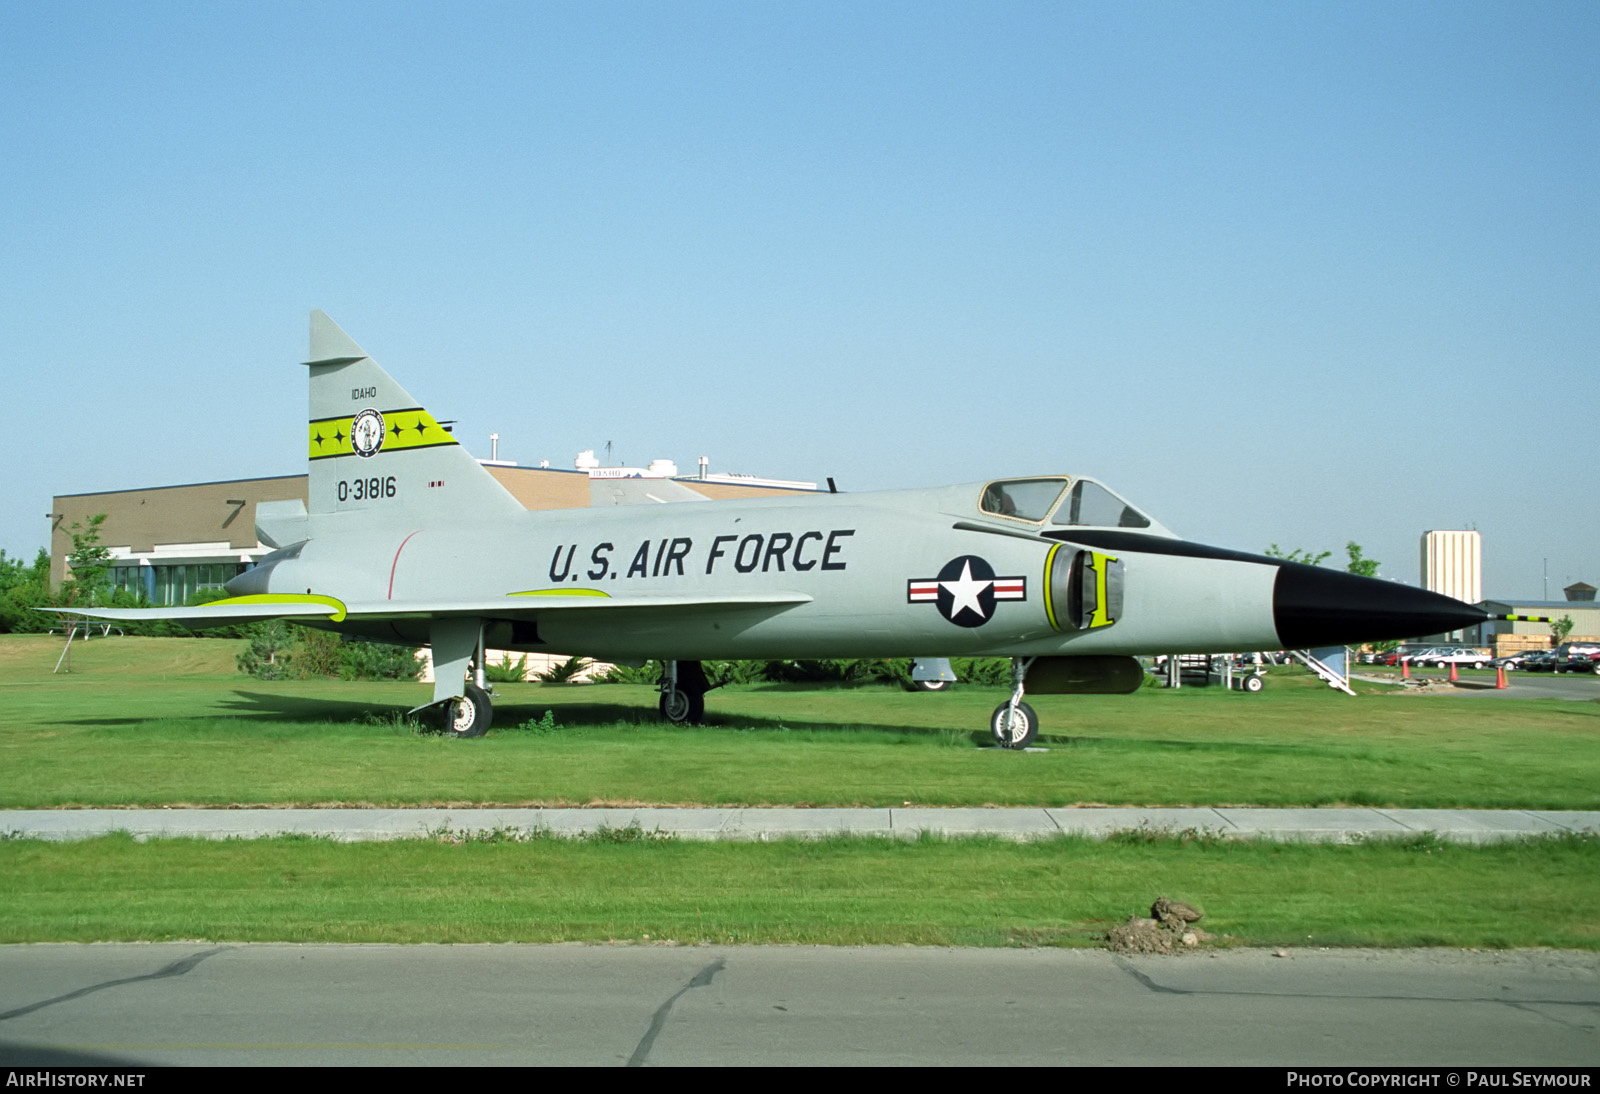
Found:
[3,807,1597,843]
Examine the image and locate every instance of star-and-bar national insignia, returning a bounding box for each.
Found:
[908,555,1026,628]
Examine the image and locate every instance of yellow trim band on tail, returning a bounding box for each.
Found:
[308,407,458,461]
[509,588,612,599]
[206,594,348,622]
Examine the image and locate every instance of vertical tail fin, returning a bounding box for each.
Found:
[305,311,522,521]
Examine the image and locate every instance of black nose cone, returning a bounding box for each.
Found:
[1273,562,1487,649]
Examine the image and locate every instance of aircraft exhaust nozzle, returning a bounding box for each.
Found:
[1025,655,1146,695]
[1272,563,1488,649]
[225,542,306,598]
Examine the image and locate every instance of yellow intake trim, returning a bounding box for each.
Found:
[1086,552,1116,629]
[1043,543,1062,632]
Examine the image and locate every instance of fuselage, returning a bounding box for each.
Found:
[230,478,1479,662]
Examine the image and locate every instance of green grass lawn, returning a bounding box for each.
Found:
[3,634,1598,809]
[3,831,1595,949]
[5,635,1597,950]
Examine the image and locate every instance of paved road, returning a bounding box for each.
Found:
[5,806,1598,843]
[1362,669,1600,700]
[1,944,1596,1066]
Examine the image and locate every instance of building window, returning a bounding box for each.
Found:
[132,562,249,605]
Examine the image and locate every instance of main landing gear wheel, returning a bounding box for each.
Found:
[658,688,705,725]
[657,660,710,725]
[443,682,493,738]
[910,679,951,692]
[989,701,1038,750]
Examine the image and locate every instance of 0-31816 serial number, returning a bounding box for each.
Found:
[337,476,396,502]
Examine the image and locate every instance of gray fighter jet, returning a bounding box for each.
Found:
[57,312,1502,747]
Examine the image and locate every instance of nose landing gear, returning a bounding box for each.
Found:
[989,657,1039,749]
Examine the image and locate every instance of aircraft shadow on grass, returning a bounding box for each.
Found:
[216,689,990,742]
[210,691,1338,759]
[60,690,1344,759]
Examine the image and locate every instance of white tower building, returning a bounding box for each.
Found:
[1421,530,1482,605]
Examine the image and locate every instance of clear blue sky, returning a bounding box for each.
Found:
[4,1,1595,597]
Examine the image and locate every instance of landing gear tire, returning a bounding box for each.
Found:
[1242,674,1265,693]
[910,679,951,692]
[443,683,492,738]
[659,688,705,725]
[989,701,1038,750]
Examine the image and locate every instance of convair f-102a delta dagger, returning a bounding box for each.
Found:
[58,312,1501,747]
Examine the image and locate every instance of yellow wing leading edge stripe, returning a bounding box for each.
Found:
[508,589,612,599]
[308,407,458,461]
[206,594,348,622]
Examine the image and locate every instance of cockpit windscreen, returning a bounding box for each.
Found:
[1052,480,1152,529]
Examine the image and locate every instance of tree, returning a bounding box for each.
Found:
[1552,616,1575,647]
[0,548,52,633]
[62,514,112,606]
[1265,544,1331,566]
[1344,542,1380,578]
[236,620,297,679]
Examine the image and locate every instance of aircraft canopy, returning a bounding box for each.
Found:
[979,477,1153,530]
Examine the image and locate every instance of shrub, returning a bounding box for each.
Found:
[514,710,563,733]
[237,619,296,679]
[595,660,661,685]
[292,629,344,678]
[338,639,421,681]
[484,653,530,683]
[234,627,420,681]
[537,656,590,683]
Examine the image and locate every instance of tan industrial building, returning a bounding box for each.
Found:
[1472,599,1600,654]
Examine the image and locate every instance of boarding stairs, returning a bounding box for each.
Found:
[1290,649,1356,695]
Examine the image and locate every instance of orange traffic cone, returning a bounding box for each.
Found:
[1496,664,1508,689]
[1448,661,1459,683]
[1401,658,1409,680]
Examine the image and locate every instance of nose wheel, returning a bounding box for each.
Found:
[989,657,1039,749]
[989,700,1038,748]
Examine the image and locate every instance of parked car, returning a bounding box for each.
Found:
[1521,651,1563,673]
[1490,652,1537,670]
[1413,647,1492,669]
[1558,651,1600,675]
